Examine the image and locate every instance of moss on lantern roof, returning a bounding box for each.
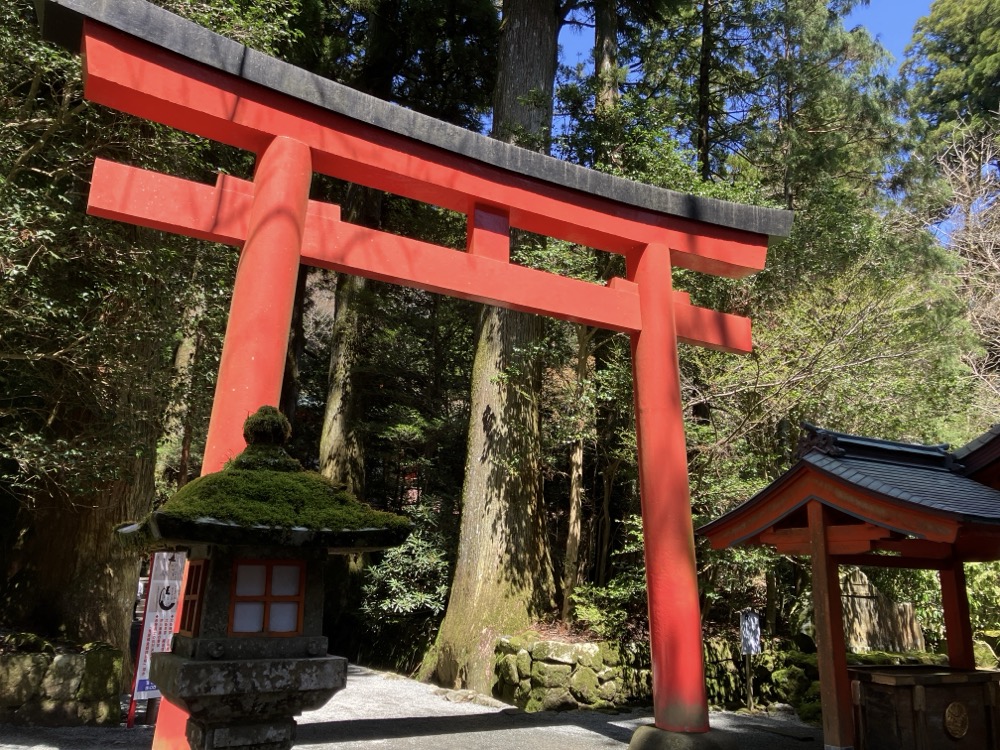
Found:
[131,407,410,540]
[159,468,409,532]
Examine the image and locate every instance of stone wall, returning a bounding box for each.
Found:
[494,632,950,721]
[493,634,644,711]
[493,634,759,712]
[0,645,122,726]
[840,568,925,652]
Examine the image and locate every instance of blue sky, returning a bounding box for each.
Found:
[847,0,933,68]
[560,1,936,71]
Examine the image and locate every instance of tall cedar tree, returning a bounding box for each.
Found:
[429,0,562,691]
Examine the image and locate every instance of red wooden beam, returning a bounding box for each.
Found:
[940,563,975,669]
[81,21,769,278]
[954,529,1000,561]
[832,554,952,570]
[467,205,510,262]
[88,158,754,351]
[760,523,895,555]
[871,539,953,559]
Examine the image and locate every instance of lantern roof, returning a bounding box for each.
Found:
[119,407,410,551]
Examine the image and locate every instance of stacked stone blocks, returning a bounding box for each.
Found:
[0,645,121,726]
[494,634,651,711]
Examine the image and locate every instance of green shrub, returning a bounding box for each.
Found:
[359,499,451,671]
[571,515,649,642]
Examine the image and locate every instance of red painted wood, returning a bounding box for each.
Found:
[808,502,855,750]
[153,136,312,750]
[760,523,894,555]
[873,539,953,559]
[628,243,708,732]
[940,563,976,670]
[81,21,769,277]
[954,529,1000,561]
[467,205,510,262]
[88,158,754,350]
[201,137,312,472]
[833,554,951,570]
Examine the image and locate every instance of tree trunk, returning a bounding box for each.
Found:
[317,0,398,495]
[594,0,618,112]
[560,325,592,621]
[429,0,560,692]
[155,269,204,486]
[319,272,368,496]
[7,365,161,684]
[696,0,714,180]
[318,182,382,496]
[280,265,310,429]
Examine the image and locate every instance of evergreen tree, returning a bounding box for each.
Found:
[903,0,1000,143]
[429,0,564,693]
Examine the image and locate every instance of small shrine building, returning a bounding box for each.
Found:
[700,424,1000,750]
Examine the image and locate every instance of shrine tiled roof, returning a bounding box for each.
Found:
[793,425,1000,524]
[953,424,1000,461]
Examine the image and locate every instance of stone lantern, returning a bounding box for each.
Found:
[119,406,410,750]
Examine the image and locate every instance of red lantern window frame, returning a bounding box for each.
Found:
[177,559,208,637]
[227,559,306,637]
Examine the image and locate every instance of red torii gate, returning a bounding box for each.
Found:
[37,0,792,746]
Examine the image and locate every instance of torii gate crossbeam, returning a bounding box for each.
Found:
[35,1,793,747]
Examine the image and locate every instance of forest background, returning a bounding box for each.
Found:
[3,0,1000,695]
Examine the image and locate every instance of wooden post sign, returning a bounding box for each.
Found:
[740,609,761,710]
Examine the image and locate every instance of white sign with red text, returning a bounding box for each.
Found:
[132,551,185,701]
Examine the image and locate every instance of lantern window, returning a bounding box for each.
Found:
[229,560,305,636]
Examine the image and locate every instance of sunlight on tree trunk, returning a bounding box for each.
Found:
[429,0,560,692]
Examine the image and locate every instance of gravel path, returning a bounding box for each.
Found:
[0,666,822,750]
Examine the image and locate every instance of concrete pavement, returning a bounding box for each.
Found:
[0,666,822,750]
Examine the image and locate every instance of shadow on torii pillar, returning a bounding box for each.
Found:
[34,1,792,748]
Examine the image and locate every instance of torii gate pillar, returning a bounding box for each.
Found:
[630,243,708,731]
[202,136,312,473]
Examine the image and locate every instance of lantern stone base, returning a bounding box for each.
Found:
[150,652,347,749]
[187,717,297,750]
[629,725,738,750]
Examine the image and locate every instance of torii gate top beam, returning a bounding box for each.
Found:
[37,0,791,274]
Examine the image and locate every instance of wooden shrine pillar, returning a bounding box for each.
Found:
[153,136,312,750]
[941,561,976,670]
[629,242,709,732]
[808,501,854,750]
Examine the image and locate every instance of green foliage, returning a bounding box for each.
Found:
[966,563,1000,636]
[572,515,649,641]
[288,0,497,130]
[154,0,304,55]
[359,499,452,670]
[903,0,1000,139]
